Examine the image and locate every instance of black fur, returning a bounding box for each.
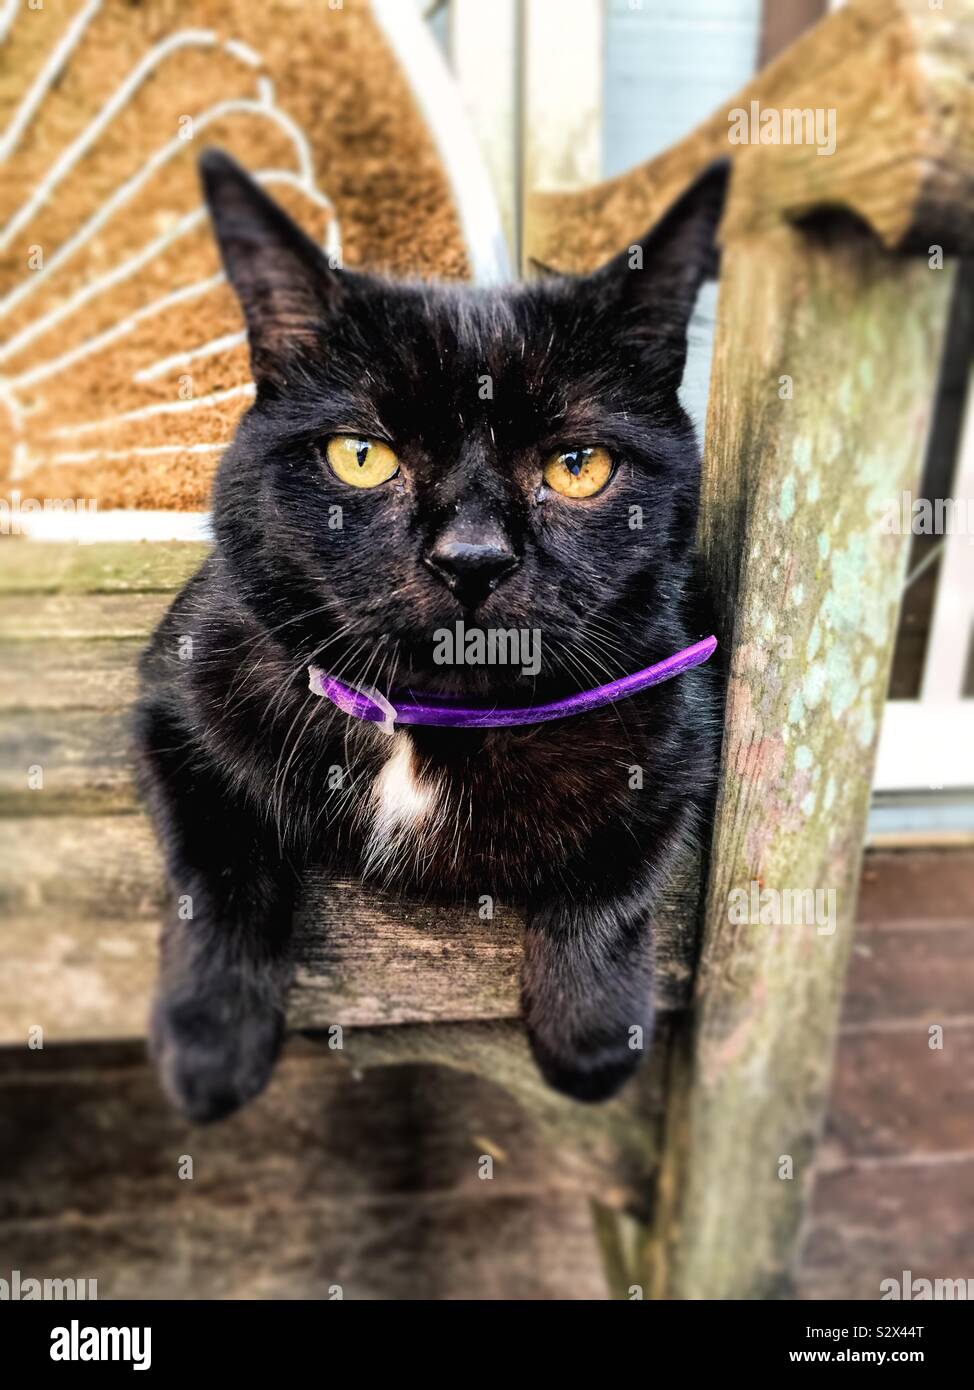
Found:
[135,151,728,1122]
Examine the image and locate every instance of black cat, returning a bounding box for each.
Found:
[135,151,727,1122]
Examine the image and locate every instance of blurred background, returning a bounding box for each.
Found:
[0,0,971,1301]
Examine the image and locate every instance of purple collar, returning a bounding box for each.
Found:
[308,634,716,732]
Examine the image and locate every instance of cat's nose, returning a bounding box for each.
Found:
[424,532,519,608]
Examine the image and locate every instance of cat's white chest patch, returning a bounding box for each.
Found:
[363,733,444,877]
[373,733,437,831]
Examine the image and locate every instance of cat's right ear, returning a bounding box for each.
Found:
[586,160,729,389]
[199,149,340,388]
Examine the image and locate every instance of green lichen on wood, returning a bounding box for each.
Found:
[0,541,208,594]
[647,225,956,1299]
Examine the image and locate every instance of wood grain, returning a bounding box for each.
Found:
[0,1042,614,1299]
[0,814,697,1044]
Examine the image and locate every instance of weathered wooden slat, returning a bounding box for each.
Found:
[0,709,134,815]
[293,877,523,1028]
[858,850,974,923]
[0,1037,653,1220]
[0,549,198,705]
[0,1041,613,1299]
[0,815,697,1045]
[0,639,143,711]
[0,1192,608,1301]
[0,816,164,924]
[0,542,207,594]
[644,231,956,1299]
[823,1025,974,1162]
[293,857,696,1027]
[797,852,974,1299]
[797,1156,974,1302]
[0,592,171,641]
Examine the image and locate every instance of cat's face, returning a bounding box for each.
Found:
[203,152,726,693]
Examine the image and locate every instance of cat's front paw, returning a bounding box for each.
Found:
[149,983,284,1123]
[525,1023,645,1103]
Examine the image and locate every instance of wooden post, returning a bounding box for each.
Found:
[647,226,955,1299]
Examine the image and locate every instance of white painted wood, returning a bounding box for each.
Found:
[920,368,974,704]
[874,700,974,792]
[449,0,519,263]
[877,371,974,792]
[13,509,213,543]
[522,0,603,214]
[371,0,511,283]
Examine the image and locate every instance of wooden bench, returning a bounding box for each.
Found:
[2,0,972,1297]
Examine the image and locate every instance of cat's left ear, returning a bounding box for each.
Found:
[590,159,730,376]
[199,149,341,388]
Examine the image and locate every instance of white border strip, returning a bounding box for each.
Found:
[13,508,213,543]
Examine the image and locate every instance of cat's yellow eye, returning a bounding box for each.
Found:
[542,446,614,499]
[326,436,400,489]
